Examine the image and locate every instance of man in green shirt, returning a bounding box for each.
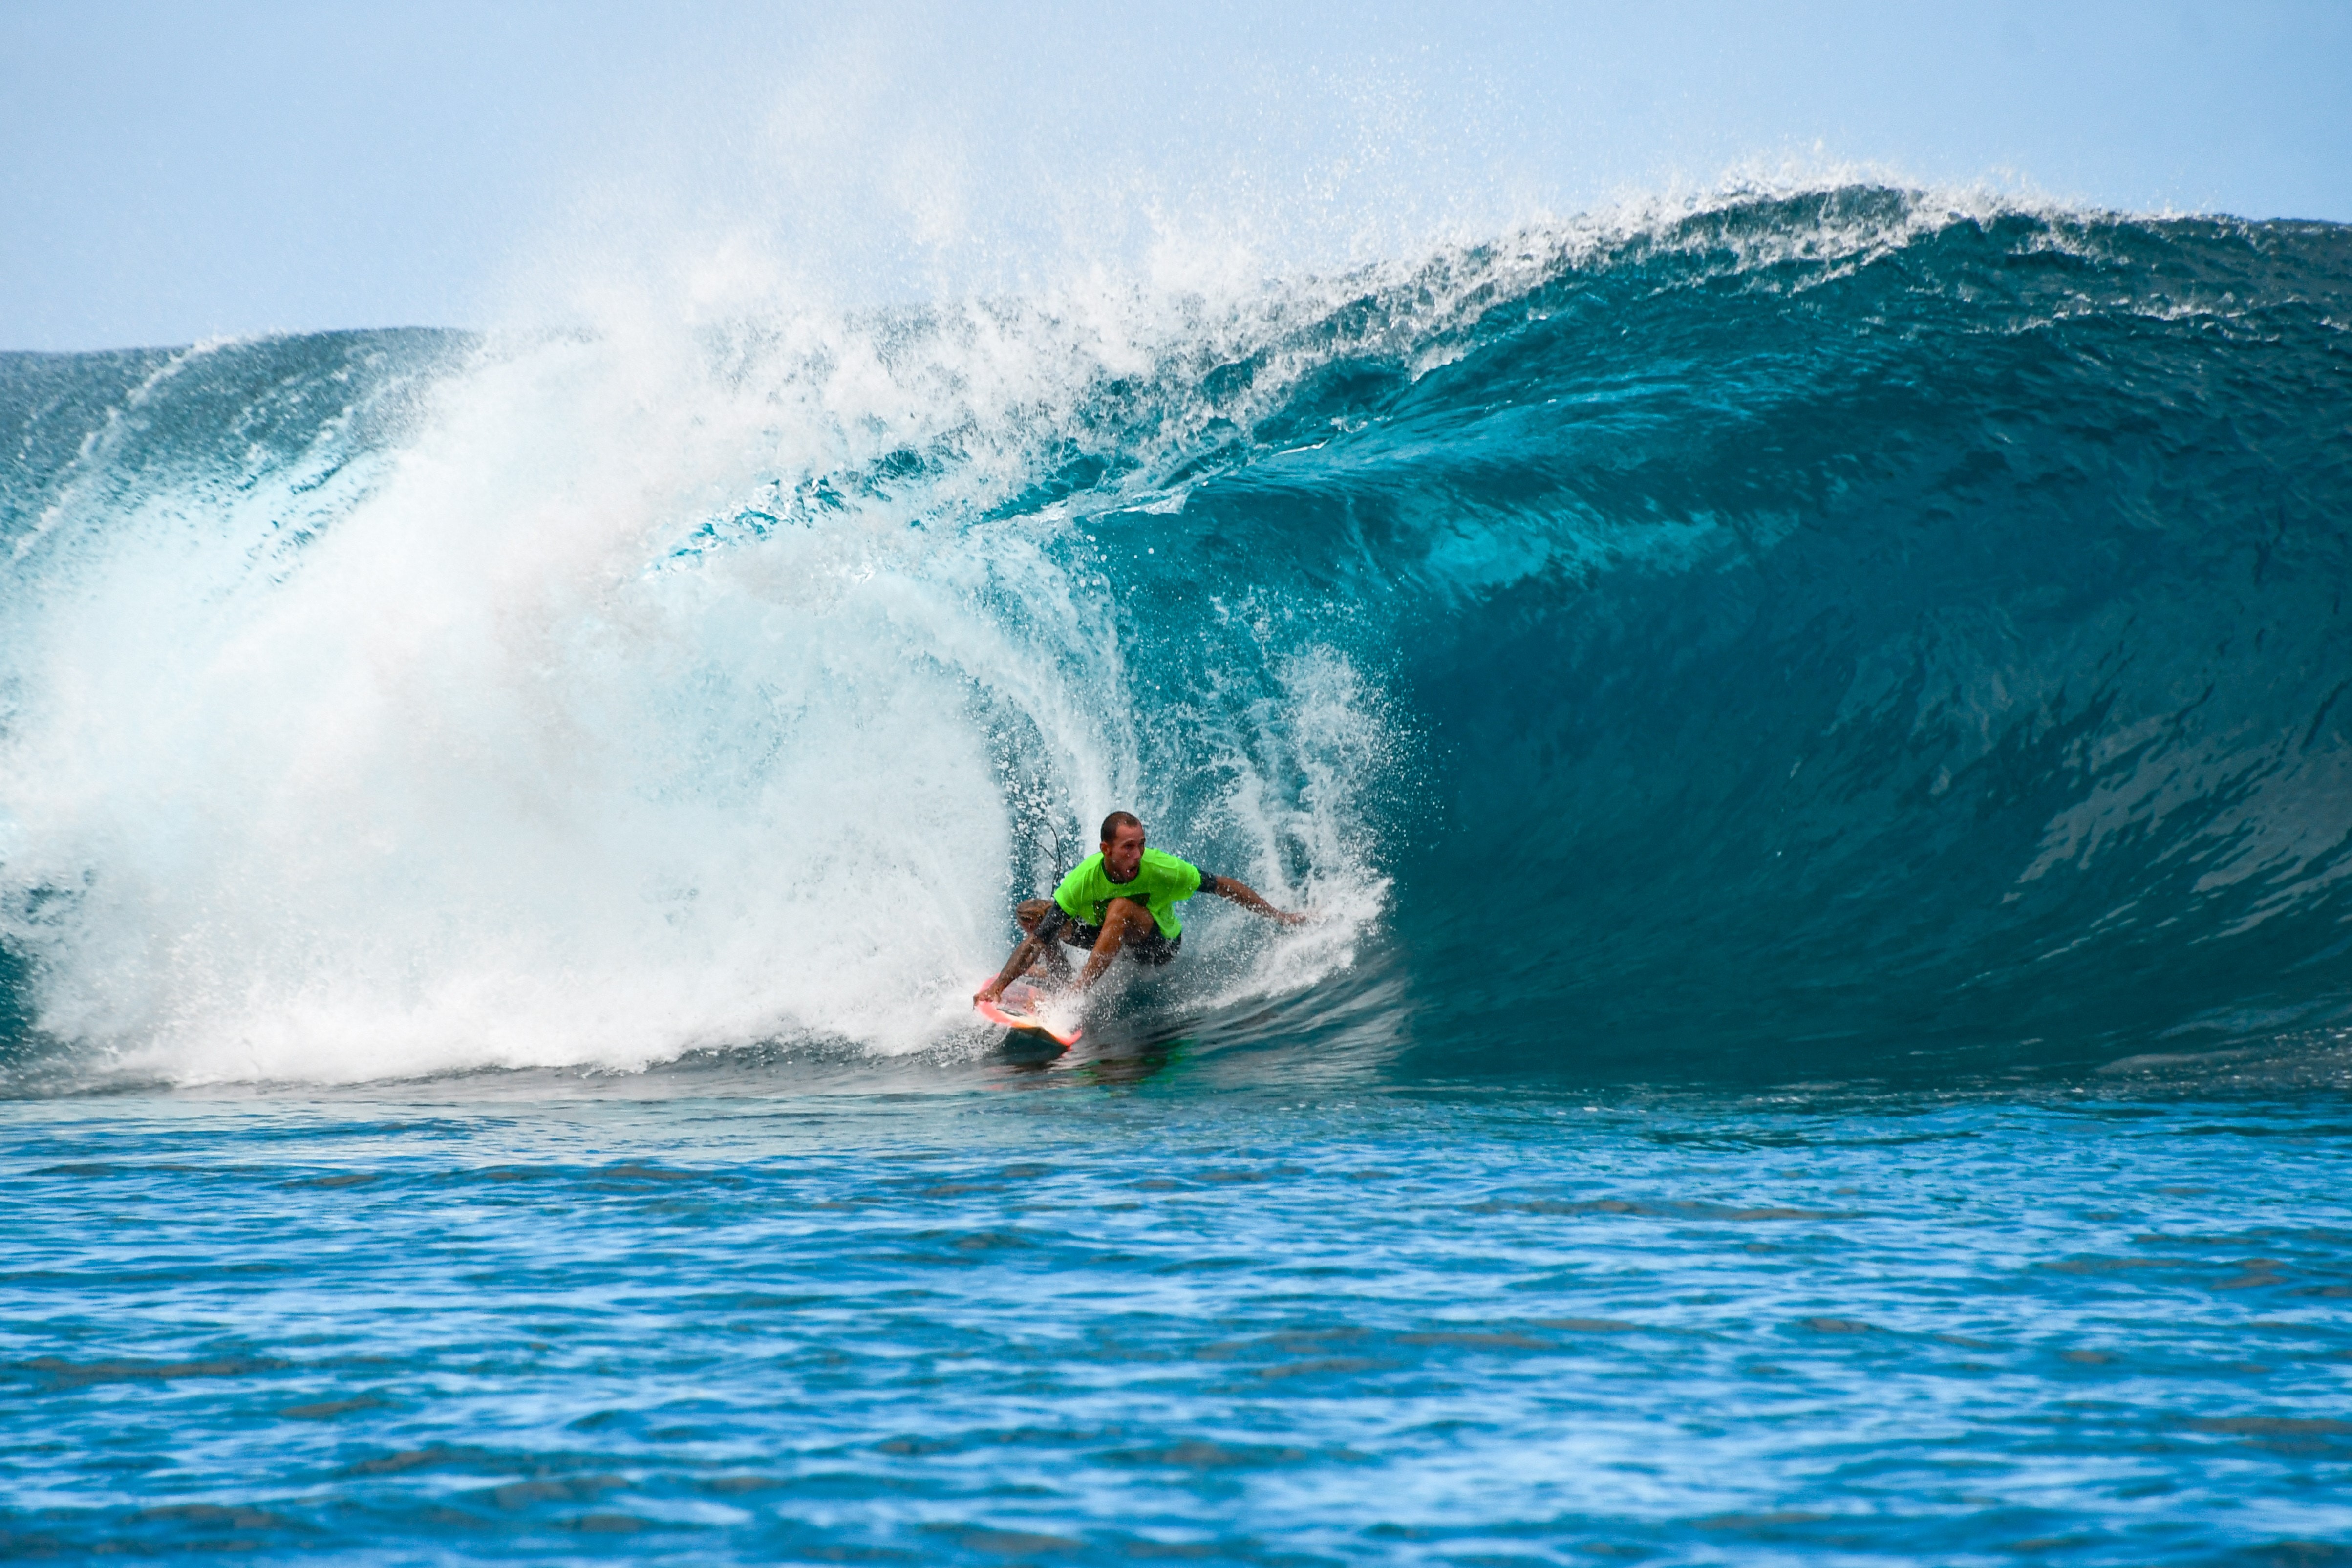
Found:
[976,811,1304,1002]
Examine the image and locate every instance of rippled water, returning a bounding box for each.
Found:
[7,1050,2350,1564]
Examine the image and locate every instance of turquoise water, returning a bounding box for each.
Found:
[7,1054,2352,1563]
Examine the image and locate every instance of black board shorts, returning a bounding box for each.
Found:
[1033,899,1187,967]
[1031,873,1220,968]
[1063,921,1182,967]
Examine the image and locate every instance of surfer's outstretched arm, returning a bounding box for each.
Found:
[977,934,1045,1003]
[979,900,1073,1001]
[1207,875,1306,925]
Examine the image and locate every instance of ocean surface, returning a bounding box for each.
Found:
[3,187,2350,1562]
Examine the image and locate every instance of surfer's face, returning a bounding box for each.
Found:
[1104,821,1146,881]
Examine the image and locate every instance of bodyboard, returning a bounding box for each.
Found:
[977,979,1082,1047]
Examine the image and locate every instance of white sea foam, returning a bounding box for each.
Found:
[0,273,1410,1083]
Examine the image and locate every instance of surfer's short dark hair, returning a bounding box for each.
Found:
[1100,810,1142,843]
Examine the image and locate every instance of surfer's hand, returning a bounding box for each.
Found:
[975,980,1004,1004]
[1275,909,1308,926]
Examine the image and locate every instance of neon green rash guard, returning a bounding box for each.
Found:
[1053,848,1208,939]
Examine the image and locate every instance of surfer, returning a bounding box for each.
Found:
[975,811,1304,1003]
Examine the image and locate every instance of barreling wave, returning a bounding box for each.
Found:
[3,185,2348,1086]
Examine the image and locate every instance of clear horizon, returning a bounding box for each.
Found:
[5,0,2349,353]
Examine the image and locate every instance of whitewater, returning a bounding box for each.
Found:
[3,188,2350,1564]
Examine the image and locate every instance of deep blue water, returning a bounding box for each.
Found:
[7,1069,2352,1564]
[3,188,2350,1559]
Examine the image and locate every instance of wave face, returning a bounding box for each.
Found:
[3,188,2349,1083]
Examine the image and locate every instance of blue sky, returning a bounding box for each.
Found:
[4,0,2348,350]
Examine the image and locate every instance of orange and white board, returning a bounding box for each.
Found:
[976,979,1082,1047]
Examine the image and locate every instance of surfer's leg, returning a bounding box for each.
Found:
[1078,897,1157,988]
